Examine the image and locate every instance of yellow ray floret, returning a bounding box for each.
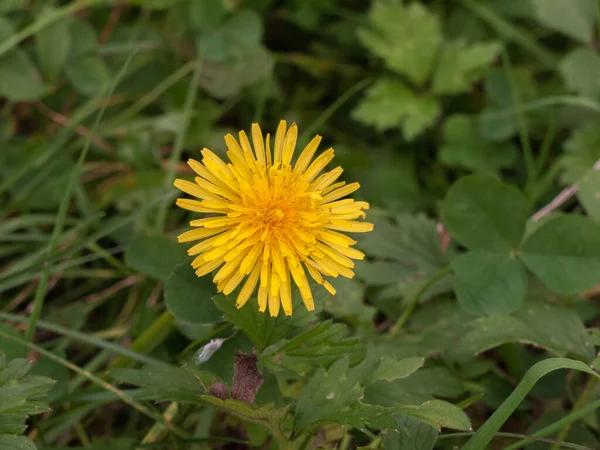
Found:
[174,120,373,317]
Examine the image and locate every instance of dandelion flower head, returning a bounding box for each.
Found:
[174,121,373,317]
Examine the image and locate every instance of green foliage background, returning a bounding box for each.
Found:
[2,0,600,449]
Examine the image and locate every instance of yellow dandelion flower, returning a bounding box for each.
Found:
[174,120,373,317]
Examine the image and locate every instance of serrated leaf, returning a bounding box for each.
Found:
[111,364,213,403]
[35,7,71,80]
[323,277,375,325]
[293,355,425,431]
[164,264,222,324]
[559,47,600,98]
[440,115,517,173]
[396,400,471,431]
[577,167,600,223]
[0,355,53,447]
[352,78,440,139]
[432,40,502,95]
[561,120,600,184]
[532,0,596,43]
[452,250,527,315]
[125,235,187,283]
[358,2,441,85]
[443,174,529,251]
[519,215,600,293]
[262,320,366,376]
[212,290,322,351]
[384,415,438,450]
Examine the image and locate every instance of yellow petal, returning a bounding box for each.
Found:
[236,261,262,308]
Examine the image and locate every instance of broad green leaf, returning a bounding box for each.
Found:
[559,47,600,98]
[164,264,221,324]
[35,7,71,80]
[519,215,600,293]
[365,367,466,407]
[294,355,424,431]
[463,358,600,450]
[440,115,517,173]
[577,168,600,223]
[189,0,228,33]
[561,120,600,183]
[65,55,110,96]
[324,277,375,325]
[531,0,596,44]
[0,435,36,450]
[384,415,438,450]
[443,174,528,251]
[355,212,451,316]
[212,290,321,351]
[125,235,186,283]
[432,40,502,94]
[66,19,98,60]
[111,364,213,403]
[221,9,263,47]
[262,320,366,376]
[0,51,46,101]
[451,250,527,315]
[358,2,441,85]
[396,400,471,431]
[352,78,440,139]
[448,300,593,363]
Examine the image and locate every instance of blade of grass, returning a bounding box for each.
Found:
[155,57,204,231]
[25,44,141,342]
[0,311,170,367]
[458,0,557,69]
[0,0,116,58]
[440,431,593,450]
[463,358,600,450]
[0,329,188,439]
[298,77,372,146]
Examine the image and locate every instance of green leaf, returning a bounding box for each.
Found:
[323,277,375,325]
[383,415,438,450]
[0,435,36,450]
[352,78,440,139]
[358,2,441,85]
[531,0,596,44]
[66,19,98,60]
[451,250,527,315]
[439,115,517,173]
[443,174,529,251]
[164,263,221,324]
[189,0,228,33]
[293,355,424,431]
[0,51,46,101]
[111,364,213,403]
[65,55,110,96]
[355,212,451,316]
[31,351,69,403]
[432,40,502,95]
[559,47,600,98]
[0,354,54,447]
[125,235,187,283]
[561,120,600,184]
[0,0,27,13]
[577,167,600,223]
[35,7,71,80]
[519,215,600,293]
[221,9,263,47]
[212,290,321,351]
[262,320,366,376]
[448,300,593,363]
[463,358,600,450]
[396,400,471,432]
